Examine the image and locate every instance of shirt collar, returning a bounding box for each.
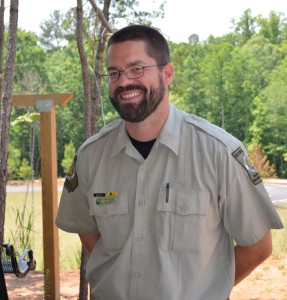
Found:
[156,103,181,156]
[110,121,130,158]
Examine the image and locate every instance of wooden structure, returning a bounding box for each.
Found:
[12,93,73,299]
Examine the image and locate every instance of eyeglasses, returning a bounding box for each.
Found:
[101,64,165,84]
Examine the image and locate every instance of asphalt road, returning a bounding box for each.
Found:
[264,182,287,204]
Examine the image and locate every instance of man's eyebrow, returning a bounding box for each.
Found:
[107,61,146,70]
[107,66,118,71]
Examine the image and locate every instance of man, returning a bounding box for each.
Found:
[56,24,283,300]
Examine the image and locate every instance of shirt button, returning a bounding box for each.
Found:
[180,204,187,212]
[139,200,145,206]
[137,235,143,241]
[135,271,141,278]
[102,207,108,214]
[141,165,146,170]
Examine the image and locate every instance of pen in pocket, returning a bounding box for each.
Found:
[165,183,170,203]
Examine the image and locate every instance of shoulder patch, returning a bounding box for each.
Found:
[232,147,262,185]
[64,156,78,193]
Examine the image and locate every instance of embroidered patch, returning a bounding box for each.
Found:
[96,198,116,205]
[64,156,79,193]
[232,147,262,185]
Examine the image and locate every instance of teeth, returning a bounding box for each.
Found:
[122,92,140,99]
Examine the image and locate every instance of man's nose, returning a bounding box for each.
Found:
[117,70,131,83]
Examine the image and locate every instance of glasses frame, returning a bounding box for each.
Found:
[101,64,165,84]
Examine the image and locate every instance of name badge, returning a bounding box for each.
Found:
[94,192,118,205]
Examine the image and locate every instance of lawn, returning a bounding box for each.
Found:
[4,190,81,271]
[4,188,287,272]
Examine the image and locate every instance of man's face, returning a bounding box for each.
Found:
[106,40,166,123]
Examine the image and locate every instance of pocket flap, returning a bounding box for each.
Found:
[157,189,210,216]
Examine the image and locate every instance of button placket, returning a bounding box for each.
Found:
[130,162,148,298]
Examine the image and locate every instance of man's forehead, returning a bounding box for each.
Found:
[107,41,153,66]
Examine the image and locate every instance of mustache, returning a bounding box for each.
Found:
[114,84,146,97]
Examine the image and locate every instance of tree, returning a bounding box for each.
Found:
[231,9,257,45]
[262,72,287,177]
[61,142,76,174]
[0,0,4,107]
[0,0,19,246]
[258,11,283,44]
[39,10,69,51]
[201,41,234,128]
[248,142,276,178]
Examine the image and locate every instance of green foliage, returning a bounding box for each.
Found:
[271,205,287,258]
[9,109,40,178]
[5,191,81,270]
[8,207,35,251]
[7,144,21,180]
[11,112,40,126]
[17,158,32,180]
[7,7,287,178]
[61,142,76,175]
[14,30,48,94]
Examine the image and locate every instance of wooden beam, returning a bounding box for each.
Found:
[39,105,60,299]
[12,93,73,107]
[11,93,73,299]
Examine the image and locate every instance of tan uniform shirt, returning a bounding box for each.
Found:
[56,104,283,300]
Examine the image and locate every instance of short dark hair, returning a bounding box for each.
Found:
[107,24,170,65]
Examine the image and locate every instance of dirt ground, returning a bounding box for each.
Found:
[3,256,287,300]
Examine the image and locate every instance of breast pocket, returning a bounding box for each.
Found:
[156,188,210,252]
[89,191,130,251]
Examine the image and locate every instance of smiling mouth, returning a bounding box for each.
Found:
[121,91,141,100]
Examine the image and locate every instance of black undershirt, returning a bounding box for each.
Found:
[129,136,156,159]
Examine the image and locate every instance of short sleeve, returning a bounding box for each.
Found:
[218,144,283,246]
[55,154,99,235]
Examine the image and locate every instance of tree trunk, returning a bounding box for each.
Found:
[0,0,5,125]
[76,0,92,298]
[0,0,18,246]
[76,0,92,140]
[76,0,113,298]
[91,0,112,135]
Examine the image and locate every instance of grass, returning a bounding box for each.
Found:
[4,190,81,271]
[272,203,287,258]
[4,189,287,272]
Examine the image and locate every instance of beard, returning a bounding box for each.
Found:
[109,75,165,123]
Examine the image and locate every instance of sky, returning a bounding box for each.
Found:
[10,0,287,43]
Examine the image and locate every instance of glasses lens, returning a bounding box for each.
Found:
[125,65,144,79]
[106,70,119,83]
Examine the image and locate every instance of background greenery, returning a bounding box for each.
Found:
[5,8,287,180]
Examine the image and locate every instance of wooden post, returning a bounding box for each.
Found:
[38,101,60,299]
[12,93,73,300]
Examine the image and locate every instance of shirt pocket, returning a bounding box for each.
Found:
[156,188,210,252]
[89,191,130,251]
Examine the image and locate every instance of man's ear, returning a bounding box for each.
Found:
[163,63,174,86]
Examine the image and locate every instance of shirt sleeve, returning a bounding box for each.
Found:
[218,142,283,246]
[55,154,99,235]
